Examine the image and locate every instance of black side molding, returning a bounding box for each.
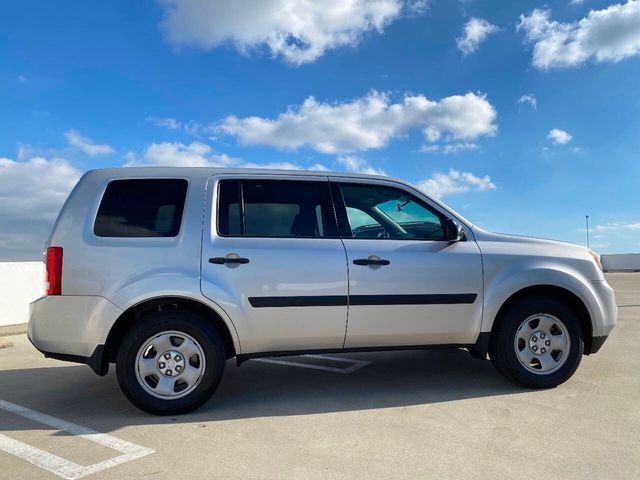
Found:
[249,296,347,308]
[349,294,477,306]
[248,293,477,308]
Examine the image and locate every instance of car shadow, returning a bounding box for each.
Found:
[0,348,528,434]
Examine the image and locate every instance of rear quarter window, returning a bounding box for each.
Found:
[94,179,188,237]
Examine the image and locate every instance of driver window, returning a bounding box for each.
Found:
[340,183,446,241]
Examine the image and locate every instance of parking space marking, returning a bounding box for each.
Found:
[0,399,154,480]
[253,354,371,374]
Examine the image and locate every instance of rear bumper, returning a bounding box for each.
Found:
[28,295,122,373]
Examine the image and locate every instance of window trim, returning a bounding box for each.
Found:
[215,178,340,240]
[92,177,190,239]
[329,181,354,238]
[332,181,453,242]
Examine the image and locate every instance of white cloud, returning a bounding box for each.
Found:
[64,130,114,156]
[421,142,479,154]
[128,141,327,171]
[593,222,640,232]
[219,90,496,154]
[158,0,425,65]
[184,121,206,136]
[547,128,573,144]
[419,144,440,153]
[456,17,498,55]
[417,169,496,198]
[570,0,586,5]
[146,116,181,129]
[130,141,239,167]
[337,155,386,175]
[310,163,330,171]
[145,116,209,136]
[241,161,301,170]
[517,94,537,110]
[406,0,429,15]
[0,156,81,260]
[443,142,479,154]
[517,2,640,69]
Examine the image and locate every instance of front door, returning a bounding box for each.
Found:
[201,175,349,354]
[332,180,483,348]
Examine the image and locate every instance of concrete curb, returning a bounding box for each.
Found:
[0,323,27,337]
[0,337,14,349]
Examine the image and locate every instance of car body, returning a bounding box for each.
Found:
[28,167,617,414]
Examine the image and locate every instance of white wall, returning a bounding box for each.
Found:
[0,262,43,326]
[601,254,640,272]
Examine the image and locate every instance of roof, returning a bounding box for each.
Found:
[86,166,393,181]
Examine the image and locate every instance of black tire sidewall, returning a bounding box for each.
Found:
[492,296,584,388]
[116,311,226,415]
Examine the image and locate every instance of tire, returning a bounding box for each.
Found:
[116,311,226,415]
[489,295,584,388]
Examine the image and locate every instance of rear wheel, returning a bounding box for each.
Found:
[490,296,583,388]
[116,311,225,415]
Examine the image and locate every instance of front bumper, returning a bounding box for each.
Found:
[588,279,617,338]
[582,279,616,354]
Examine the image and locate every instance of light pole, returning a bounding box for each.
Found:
[585,215,590,249]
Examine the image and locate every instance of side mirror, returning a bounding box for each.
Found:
[444,218,465,242]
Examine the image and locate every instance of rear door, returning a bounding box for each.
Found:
[331,179,483,348]
[201,174,349,354]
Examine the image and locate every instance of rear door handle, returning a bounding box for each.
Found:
[353,258,390,266]
[209,256,250,265]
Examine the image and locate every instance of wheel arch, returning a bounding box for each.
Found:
[104,296,239,364]
[490,285,594,355]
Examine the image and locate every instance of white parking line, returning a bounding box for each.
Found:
[253,354,371,374]
[0,399,154,480]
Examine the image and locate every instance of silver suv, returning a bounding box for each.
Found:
[28,168,617,415]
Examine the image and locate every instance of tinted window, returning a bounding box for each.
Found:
[217,180,335,238]
[94,179,188,237]
[340,183,445,240]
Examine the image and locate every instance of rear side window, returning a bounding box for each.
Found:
[217,179,337,238]
[94,179,188,237]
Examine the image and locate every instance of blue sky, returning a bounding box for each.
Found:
[1,0,639,260]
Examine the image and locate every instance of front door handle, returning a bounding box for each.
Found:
[209,256,250,265]
[353,257,390,266]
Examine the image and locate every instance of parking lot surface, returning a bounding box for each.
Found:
[1,273,639,479]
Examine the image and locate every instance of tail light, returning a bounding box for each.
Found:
[45,246,63,295]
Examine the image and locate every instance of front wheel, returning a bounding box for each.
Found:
[490,296,584,388]
[116,311,226,415]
